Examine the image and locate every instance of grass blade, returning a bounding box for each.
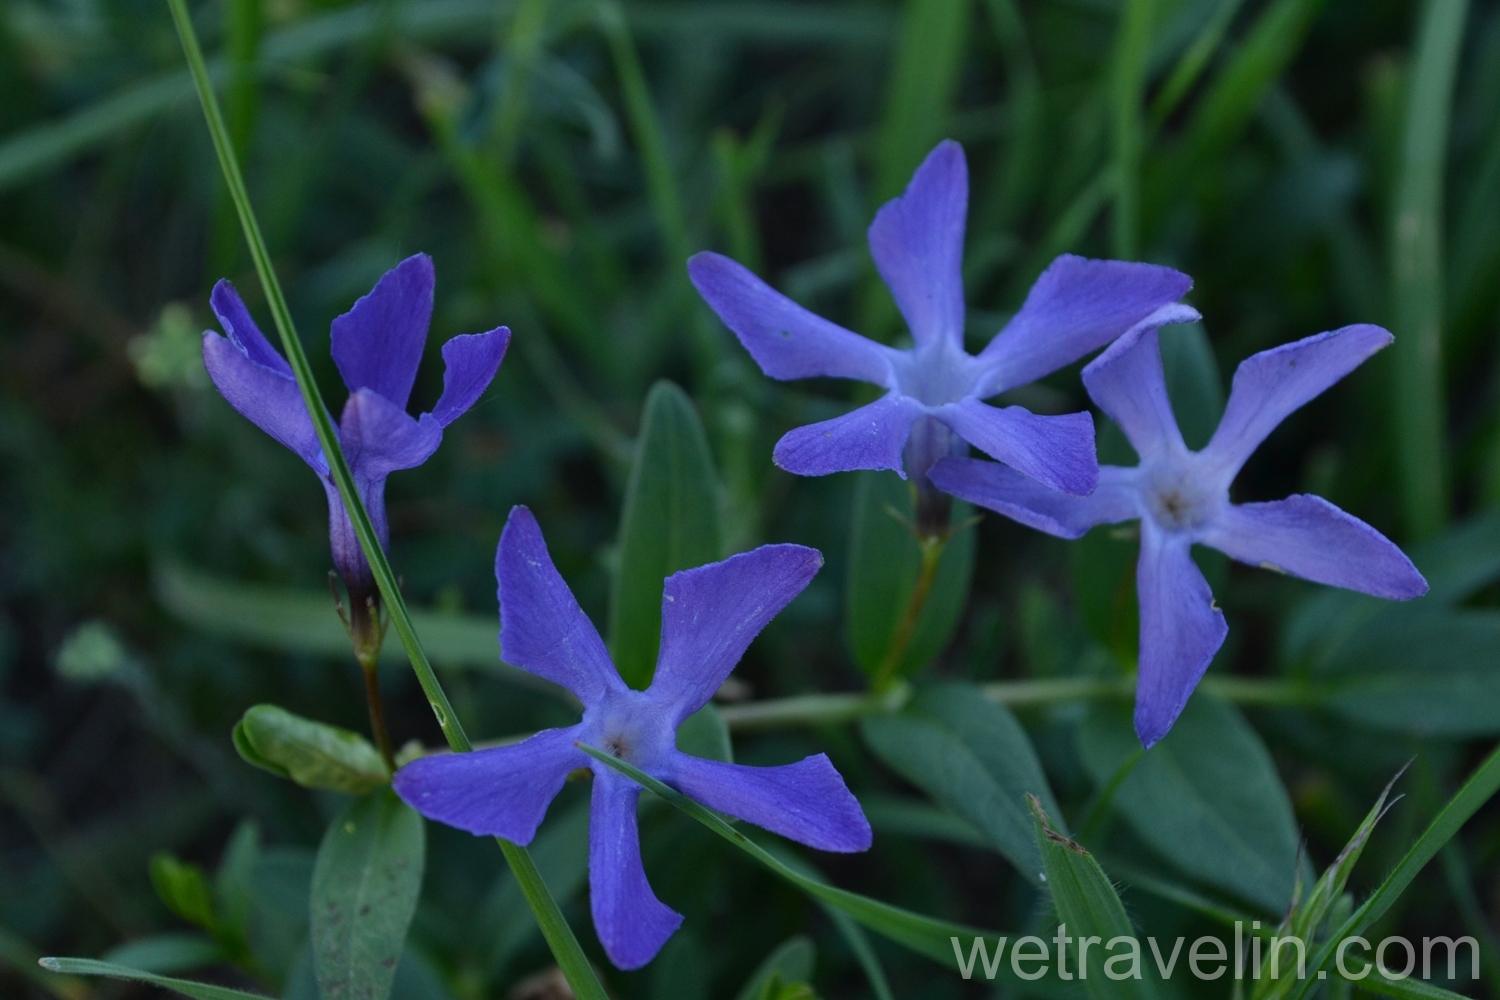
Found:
[1390,0,1468,540]
[165,5,609,997]
[1110,0,1155,258]
[36,958,267,1000]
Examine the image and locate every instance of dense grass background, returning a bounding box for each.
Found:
[4,0,1500,997]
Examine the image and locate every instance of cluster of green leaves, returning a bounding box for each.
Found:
[5,0,1500,998]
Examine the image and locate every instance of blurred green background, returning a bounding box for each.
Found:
[4,0,1500,996]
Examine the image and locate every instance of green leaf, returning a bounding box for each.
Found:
[1076,696,1298,914]
[1290,766,1404,943]
[874,0,970,202]
[1336,961,1478,1000]
[845,472,975,680]
[1389,0,1468,540]
[149,854,217,933]
[234,705,391,794]
[36,958,270,1000]
[1159,321,1224,452]
[608,380,722,689]
[310,789,426,1000]
[154,564,557,694]
[861,682,1059,880]
[676,704,733,763]
[213,820,259,963]
[735,937,815,1000]
[1030,797,1156,1000]
[100,935,225,975]
[575,742,1027,979]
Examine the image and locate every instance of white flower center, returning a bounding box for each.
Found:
[1141,457,1221,533]
[580,687,675,773]
[890,339,989,406]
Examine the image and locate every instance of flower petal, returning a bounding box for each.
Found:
[930,459,1139,539]
[688,252,896,386]
[935,398,1098,495]
[339,388,443,481]
[669,752,871,853]
[330,254,435,408]
[428,327,511,427]
[979,255,1194,392]
[1201,495,1428,600]
[1204,324,1392,478]
[589,772,683,969]
[1081,306,1201,461]
[866,140,967,349]
[497,506,625,704]
[651,545,823,724]
[1134,525,1228,748]
[772,394,927,477]
[392,726,583,843]
[202,331,327,472]
[210,280,293,377]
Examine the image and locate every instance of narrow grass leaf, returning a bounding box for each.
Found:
[35,958,269,1000]
[1390,0,1468,540]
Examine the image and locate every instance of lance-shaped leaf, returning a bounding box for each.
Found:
[608,380,722,689]
[861,682,1059,880]
[1077,696,1298,914]
[845,471,975,679]
[311,789,425,1000]
[234,705,391,794]
[1030,796,1157,1000]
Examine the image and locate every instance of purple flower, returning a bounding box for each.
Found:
[392,507,871,970]
[688,140,1193,501]
[931,317,1428,747]
[202,254,509,605]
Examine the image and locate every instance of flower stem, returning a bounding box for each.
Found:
[166,6,607,996]
[870,534,946,694]
[719,674,1323,731]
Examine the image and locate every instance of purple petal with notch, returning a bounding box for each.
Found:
[210,280,294,377]
[330,254,435,408]
[688,252,896,386]
[1082,307,1201,461]
[1134,526,1228,747]
[203,331,327,472]
[1201,495,1427,600]
[772,394,927,477]
[670,752,871,852]
[497,507,625,705]
[935,399,1098,496]
[392,726,583,843]
[429,328,510,427]
[650,545,823,724]
[589,772,683,969]
[1204,324,1392,478]
[340,389,443,481]
[930,459,1139,539]
[867,140,967,349]
[980,255,1193,392]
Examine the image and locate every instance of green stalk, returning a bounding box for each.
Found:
[1390,0,1467,540]
[1109,0,1154,259]
[166,5,608,996]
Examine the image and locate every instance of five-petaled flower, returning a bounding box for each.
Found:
[392,507,871,970]
[688,140,1193,510]
[931,317,1428,747]
[202,254,509,612]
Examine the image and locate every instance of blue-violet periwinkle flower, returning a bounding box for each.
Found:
[393,507,871,970]
[202,254,509,609]
[930,318,1428,747]
[688,140,1194,515]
